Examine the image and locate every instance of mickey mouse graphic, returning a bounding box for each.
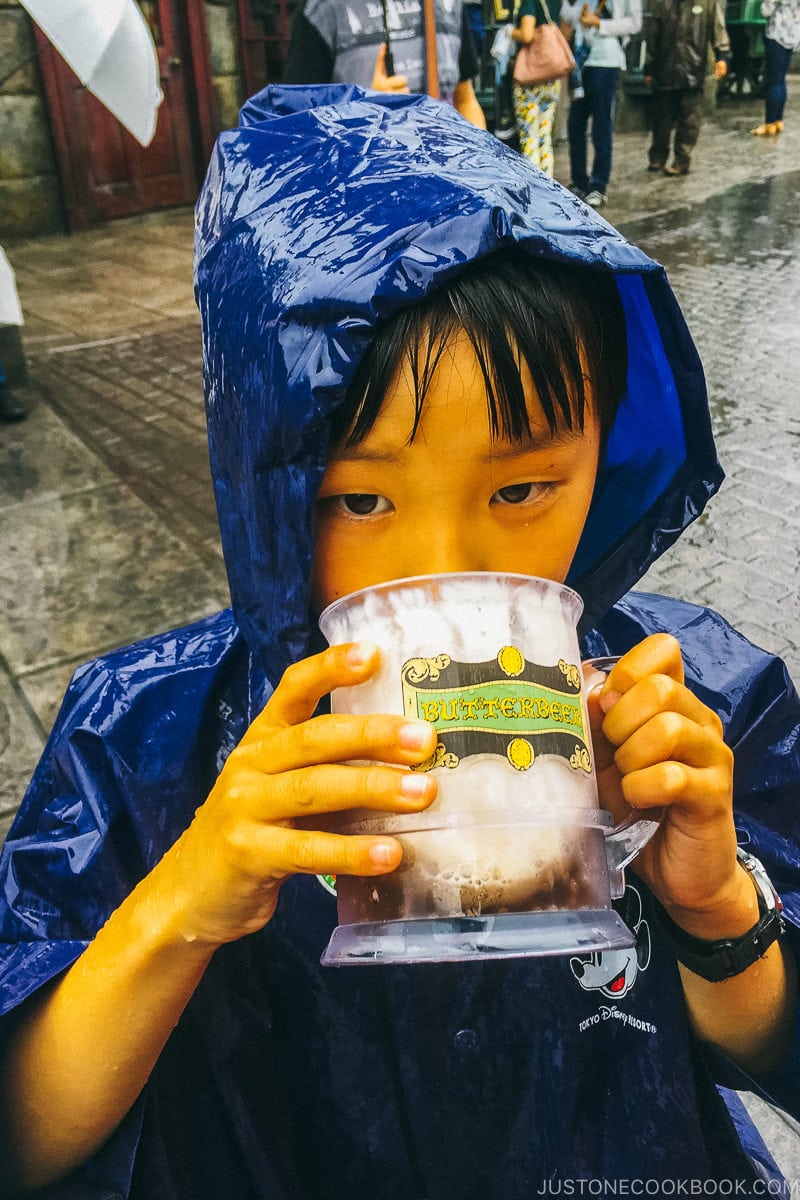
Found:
[570,885,651,999]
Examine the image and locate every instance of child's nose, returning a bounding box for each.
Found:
[410,523,489,576]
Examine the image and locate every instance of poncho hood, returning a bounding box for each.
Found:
[194,84,722,683]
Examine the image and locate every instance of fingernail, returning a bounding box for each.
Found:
[400,773,433,800]
[599,689,621,714]
[399,721,435,751]
[346,641,378,668]
[369,842,395,866]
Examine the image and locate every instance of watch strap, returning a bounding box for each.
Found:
[653,848,786,983]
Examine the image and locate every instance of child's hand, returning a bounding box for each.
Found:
[585,634,740,927]
[155,643,437,947]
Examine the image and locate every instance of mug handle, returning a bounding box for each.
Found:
[584,655,663,899]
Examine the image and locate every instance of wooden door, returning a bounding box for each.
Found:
[37,0,200,230]
[237,0,301,99]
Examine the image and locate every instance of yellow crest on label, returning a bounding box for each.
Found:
[507,737,535,770]
[497,645,525,677]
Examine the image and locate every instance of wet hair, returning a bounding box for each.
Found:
[330,248,628,450]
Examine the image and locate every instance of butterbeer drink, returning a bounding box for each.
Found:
[320,574,613,926]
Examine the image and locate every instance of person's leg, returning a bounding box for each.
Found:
[670,87,703,172]
[0,357,26,423]
[567,89,590,192]
[533,81,561,177]
[764,37,791,124]
[648,90,675,168]
[514,85,540,164]
[586,66,620,195]
[753,37,792,132]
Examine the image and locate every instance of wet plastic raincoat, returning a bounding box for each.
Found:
[2,85,800,1198]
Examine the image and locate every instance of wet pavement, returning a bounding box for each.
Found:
[626,166,800,665]
[1,79,800,1172]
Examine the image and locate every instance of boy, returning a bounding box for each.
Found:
[0,85,799,1197]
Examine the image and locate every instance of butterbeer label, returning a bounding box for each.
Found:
[401,646,591,773]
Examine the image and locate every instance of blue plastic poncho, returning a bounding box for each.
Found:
[2,86,800,1198]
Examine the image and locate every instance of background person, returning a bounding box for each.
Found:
[511,0,563,174]
[283,0,487,127]
[751,0,800,135]
[463,0,487,63]
[561,0,642,206]
[644,0,730,175]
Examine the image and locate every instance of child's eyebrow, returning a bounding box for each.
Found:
[482,428,588,459]
[330,428,586,466]
[326,448,400,465]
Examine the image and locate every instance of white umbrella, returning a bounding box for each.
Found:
[0,248,24,327]
[18,0,163,147]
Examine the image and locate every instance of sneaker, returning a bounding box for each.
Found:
[751,123,778,136]
[567,183,587,199]
[663,163,689,176]
[584,189,606,207]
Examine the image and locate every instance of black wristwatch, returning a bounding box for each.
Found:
[654,847,786,983]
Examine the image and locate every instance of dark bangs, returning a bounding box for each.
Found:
[330,248,628,449]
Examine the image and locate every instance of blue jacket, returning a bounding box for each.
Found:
[2,86,799,1197]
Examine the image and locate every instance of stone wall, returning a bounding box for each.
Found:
[0,0,65,238]
[0,1,247,240]
[205,0,244,132]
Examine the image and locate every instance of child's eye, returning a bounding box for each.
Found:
[335,493,392,516]
[492,483,548,506]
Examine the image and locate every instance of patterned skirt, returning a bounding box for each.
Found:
[513,81,562,176]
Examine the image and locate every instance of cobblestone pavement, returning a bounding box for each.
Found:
[33,319,221,561]
[1,79,800,1177]
[622,167,800,678]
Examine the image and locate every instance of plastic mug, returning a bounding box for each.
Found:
[317,572,660,966]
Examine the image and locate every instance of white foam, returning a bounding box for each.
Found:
[408,825,579,916]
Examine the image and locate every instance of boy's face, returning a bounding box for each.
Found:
[312,332,602,611]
